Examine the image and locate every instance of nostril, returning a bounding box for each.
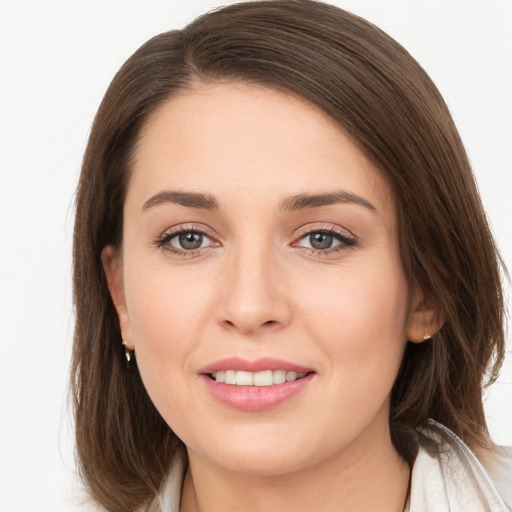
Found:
[220,314,284,333]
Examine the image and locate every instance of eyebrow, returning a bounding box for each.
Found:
[141,189,376,214]
[280,191,377,212]
[142,191,220,211]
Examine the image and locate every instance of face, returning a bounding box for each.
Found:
[104,82,427,476]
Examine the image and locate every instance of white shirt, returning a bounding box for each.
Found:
[405,420,511,511]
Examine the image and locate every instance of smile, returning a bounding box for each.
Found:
[200,358,315,411]
[210,370,307,386]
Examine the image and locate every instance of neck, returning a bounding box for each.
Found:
[180,419,410,512]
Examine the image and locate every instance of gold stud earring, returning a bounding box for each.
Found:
[423,334,432,341]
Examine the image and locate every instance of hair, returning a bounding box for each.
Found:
[71,0,507,510]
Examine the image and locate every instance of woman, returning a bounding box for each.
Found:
[72,1,511,510]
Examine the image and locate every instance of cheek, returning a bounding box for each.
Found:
[126,267,214,350]
[305,255,407,317]
[286,257,409,452]
[122,262,218,407]
[298,256,409,380]
[122,272,218,441]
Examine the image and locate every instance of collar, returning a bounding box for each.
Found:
[405,419,511,511]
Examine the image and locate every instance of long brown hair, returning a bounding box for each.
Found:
[72,1,506,510]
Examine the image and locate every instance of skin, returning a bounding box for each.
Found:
[103,82,438,512]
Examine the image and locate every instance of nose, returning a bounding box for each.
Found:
[216,244,292,335]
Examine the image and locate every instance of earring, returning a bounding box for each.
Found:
[423,334,432,341]
[122,340,134,369]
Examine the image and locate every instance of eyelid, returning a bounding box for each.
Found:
[153,222,357,257]
[158,223,219,240]
[154,223,221,256]
[294,223,356,241]
[291,223,358,254]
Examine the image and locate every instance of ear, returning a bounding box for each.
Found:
[101,245,135,350]
[406,289,444,343]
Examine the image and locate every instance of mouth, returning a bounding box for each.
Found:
[200,357,316,411]
[207,369,312,386]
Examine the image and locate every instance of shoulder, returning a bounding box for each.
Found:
[407,419,511,511]
[475,444,512,509]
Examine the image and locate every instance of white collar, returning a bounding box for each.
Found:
[406,419,511,511]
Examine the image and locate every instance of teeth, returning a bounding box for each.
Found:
[225,370,236,385]
[254,370,273,386]
[286,371,297,382]
[273,370,286,384]
[236,371,254,386]
[212,369,306,386]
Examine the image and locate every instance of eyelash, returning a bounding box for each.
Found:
[153,224,358,258]
[153,224,218,258]
[292,224,358,256]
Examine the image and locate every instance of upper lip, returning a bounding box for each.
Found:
[199,357,314,375]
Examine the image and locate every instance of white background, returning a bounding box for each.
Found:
[0,1,510,511]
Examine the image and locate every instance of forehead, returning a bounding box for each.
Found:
[129,82,394,220]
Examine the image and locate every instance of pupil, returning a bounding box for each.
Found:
[179,232,203,250]
[310,232,333,250]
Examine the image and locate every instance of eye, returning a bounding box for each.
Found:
[293,227,357,253]
[170,231,209,250]
[304,232,339,250]
[154,226,219,256]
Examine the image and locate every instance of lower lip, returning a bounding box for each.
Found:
[202,374,314,411]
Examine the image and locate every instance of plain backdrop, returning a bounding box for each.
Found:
[0,1,511,511]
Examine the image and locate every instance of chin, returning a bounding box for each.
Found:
[183,423,328,477]
[206,447,315,477]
